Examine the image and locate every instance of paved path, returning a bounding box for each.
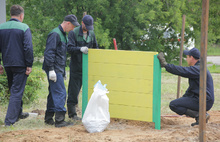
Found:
[207,56,220,65]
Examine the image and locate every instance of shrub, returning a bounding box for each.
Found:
[0,71,9,103]
[0,66,45,104]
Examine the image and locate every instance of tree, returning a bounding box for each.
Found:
[5,0,220,61]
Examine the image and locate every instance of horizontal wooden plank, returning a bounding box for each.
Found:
[88,76,153,93]
[109,104,153,122]
[88,62,153,80]
[88,49,157,65]
[88,89,153,107]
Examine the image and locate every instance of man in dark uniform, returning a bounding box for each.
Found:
[157,48,214,126]
[67,15,98,120]
[42,15,80,127]
[0,5,33,126]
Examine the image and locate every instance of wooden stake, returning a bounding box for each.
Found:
[199,0,209,141]
[177,15,186,99]
[83,12,87,17]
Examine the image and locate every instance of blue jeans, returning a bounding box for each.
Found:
[46,71,67,112]
[169,95,213,115]
[4,67,27,125]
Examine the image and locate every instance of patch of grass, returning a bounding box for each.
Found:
[1,63,220,133]
[208,64,220,73]
[207,44,220,56]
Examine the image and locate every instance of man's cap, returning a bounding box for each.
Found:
[183,48,200,59]
[82,15,94,30]
[64,15,80,26]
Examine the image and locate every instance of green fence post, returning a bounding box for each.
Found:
[153,54,161,130]
[82,53,88,117]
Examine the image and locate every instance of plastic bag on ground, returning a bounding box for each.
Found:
[82,80,110,133]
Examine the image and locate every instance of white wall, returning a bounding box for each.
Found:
[0,0,6,24]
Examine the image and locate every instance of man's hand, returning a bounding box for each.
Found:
[157,52,167,68]
[25,67,32,75]
[0,65,4,75]
[80,46,88,54]
[49,70,57,82]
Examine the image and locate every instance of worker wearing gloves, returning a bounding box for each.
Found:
[42,15,80,127]
[157,48,214,126]
[67,15,98,120]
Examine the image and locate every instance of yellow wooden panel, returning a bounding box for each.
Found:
[88,49,157,65]
[88,76,153,93]
[109,104,153,122]
[88,89,153,107]
[87,49,157,122]
[88,63,153,80]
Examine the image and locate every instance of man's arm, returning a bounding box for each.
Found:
[0,65,3,75]
[92,34,98,49]
[67,30,81,53]
[23,28,34,75]
[23,28,34,68]
[165,64,200,78]
[44,32,60,71]
[157,52,200,78]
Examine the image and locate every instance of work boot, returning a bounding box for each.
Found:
[16,112,29,122]
[19,112,29,119]
[44,111,55,125]
[185,109,199,126]
[55,111,74,128]
[185,109,199,118]
[71,115,82,121]
[68,105,82,120]
[191,113,210,126]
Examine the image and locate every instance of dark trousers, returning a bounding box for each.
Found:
[4,67,27,125]
[67,70,82,107]
[169,96,214,115]
[46,72,66,112]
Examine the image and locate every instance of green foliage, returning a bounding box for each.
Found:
[5,0,220,60]
[0,71,9,103]
[22,67,45,104]
[94,18,110,49]
[0,66,45,104]
[208,64,220,73]
[207,44,220,56]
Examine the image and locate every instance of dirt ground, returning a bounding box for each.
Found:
[0,110,220,142]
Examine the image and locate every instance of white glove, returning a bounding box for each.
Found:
[49,70,57,82]
[80,46,88,54]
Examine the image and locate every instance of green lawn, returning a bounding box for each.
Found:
[1,68,220,133]
[1,44,220,132]
[207,44,220,56]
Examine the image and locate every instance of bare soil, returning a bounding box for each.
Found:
[0,110,220,142]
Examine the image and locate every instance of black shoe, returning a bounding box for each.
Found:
[19,112,29,119]
[206,113,210,123]
[70,115,82,121]
[55,121,74,128]
[44,111,55,125]
[16,112,29,122]
[191,118,199,126]
[45,119,55,125]
[191,113,210,126]
[55,111,74,127]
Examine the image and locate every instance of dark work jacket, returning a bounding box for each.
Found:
[42,25,67,75]
[67,26,98,75]
[165,61,214,104]
[0,18,33,67]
